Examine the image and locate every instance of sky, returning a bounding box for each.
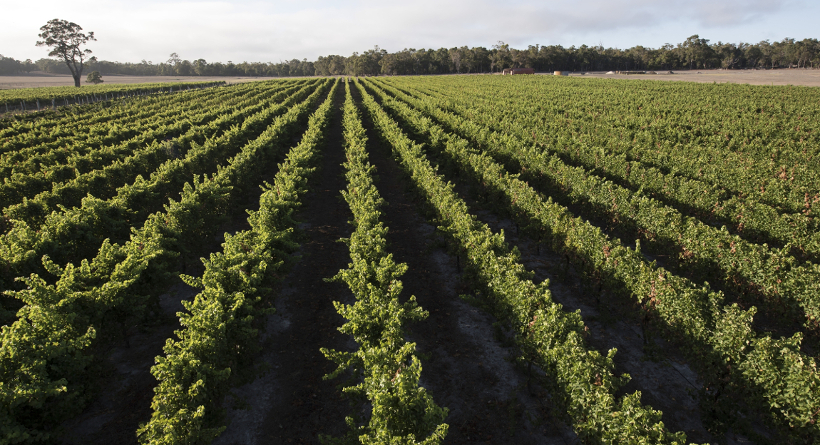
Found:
[3,0,818,64]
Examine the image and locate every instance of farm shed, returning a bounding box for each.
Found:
[503,67,535,75]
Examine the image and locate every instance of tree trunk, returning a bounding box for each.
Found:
[73,74,81,87]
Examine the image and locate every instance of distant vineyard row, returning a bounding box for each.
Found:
[0,81,225,112]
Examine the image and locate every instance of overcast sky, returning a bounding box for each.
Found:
[3,0,817,64]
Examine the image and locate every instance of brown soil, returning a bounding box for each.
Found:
[0,73,282,89]
[213,83,354,444]
[59,282,195,445]
[53,77,772,444]
[412,128,766,445]
[351,80,576,443]
[5,69,820,90]
[57,91,323,444]
[214,80,579,444]
[357,84,767,444]
[566,68,820,87]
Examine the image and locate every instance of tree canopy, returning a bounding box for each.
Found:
[36,19,96,87]
[3,34,817,78]
[86,70,103,84]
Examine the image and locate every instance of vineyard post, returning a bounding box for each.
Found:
[52,98,55,109]
[4,102,8,113]
[36,99,40,111]
[21,101,25,111]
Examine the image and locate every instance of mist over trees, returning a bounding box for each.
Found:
[2,35,819,77]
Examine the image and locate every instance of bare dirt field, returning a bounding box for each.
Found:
[0,73,278,89]
[564,68,820,86]
[4,69,820,90]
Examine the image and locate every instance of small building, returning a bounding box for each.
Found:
[503,67,535,75]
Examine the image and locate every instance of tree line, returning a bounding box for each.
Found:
[2,35,819,77]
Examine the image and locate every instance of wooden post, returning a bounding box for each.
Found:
[21,101,25,111]
[37,100,40,111]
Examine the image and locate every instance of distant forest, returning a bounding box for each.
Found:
[2,35,819,77]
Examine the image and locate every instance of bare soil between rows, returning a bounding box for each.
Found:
[0,73,281,89]
[54,80,770,444]
[215,81,577,444]
[361,82,767,444]
[57,88,325,444]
